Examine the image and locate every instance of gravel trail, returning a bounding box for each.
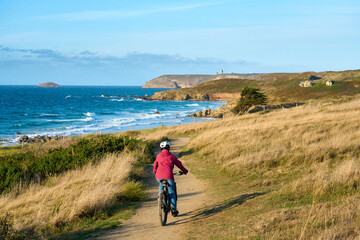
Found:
[95,138,207,240]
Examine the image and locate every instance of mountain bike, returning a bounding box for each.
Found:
[158,171,184,226]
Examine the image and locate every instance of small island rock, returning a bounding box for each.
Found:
[37,82,62,88]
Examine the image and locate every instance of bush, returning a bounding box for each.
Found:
[232,86,267,115]
[0,135,154,195]
[122,181,146,201]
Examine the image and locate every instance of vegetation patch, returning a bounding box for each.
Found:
[231,86,267,115]
[0,135,154,238]
[0,135,153,194]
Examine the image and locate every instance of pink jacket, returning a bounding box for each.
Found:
[153,149,188,179]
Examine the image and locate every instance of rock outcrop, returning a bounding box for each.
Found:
[188,109,213,118]
[19,135,62,144]
[150,92,210,101]
[299,80,314,87]
[37,82,62,88]
[326,80,334,86]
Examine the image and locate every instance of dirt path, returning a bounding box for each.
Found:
[95,138,207,240]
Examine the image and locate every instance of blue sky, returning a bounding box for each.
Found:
[0,0,359,85]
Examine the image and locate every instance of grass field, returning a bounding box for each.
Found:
[139,95,360,239]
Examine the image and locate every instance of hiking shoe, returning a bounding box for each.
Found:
[172,210,179,217]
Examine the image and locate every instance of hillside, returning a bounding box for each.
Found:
[150,69,360,103]
[138,95,360,239]
[142,73,259,88]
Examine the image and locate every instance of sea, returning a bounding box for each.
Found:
[0,86,225,145]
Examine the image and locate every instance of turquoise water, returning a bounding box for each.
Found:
[0,86,224,144]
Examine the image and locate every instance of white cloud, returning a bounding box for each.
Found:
[0,45,255,69]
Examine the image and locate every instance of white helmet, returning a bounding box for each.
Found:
[160,141,170,149]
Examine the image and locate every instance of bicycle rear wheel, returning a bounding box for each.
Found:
[158,190,168,226]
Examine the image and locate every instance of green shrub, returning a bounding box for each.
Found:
[122,181,146,201]
[232,86,267,115]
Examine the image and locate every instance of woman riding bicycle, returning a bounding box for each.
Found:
[153,141,188,217]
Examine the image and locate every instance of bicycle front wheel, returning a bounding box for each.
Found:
[158,190,168,226]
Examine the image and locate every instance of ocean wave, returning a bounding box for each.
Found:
[133,113,162,120]
[1,95,226,146]
[46,117,94,123]
[48,117,137,135]
[40,113,59,117]
[110,98,124,102]
[83,112,96,117]
[83,117,94,122]
[65,95,71,99]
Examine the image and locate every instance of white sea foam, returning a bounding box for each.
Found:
[46,117,94,123]
[177,112,188,117]
[186,103,200,107]
[133,113,162,120]
[83,117,94,122]
[110,98,124,102]
[65,95,71,99]
[83,112,96,116]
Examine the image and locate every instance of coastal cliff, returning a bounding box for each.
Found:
[37,82,62,88]
[149,69,360,103]
[142,74,258,88]
[142,74,214,88]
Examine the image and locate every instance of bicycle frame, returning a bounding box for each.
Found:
[160,180,171,211]
[158,171,183,226]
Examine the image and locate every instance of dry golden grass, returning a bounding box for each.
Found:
[0,153,135,232]
[140,96,360,239]
[154,97,360,171]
